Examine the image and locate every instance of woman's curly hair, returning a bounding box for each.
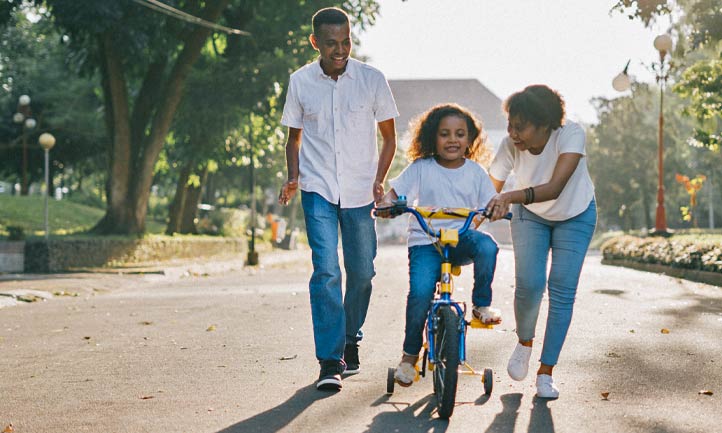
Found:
[405,103,490,165]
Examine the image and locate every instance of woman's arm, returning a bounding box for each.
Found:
[486,153,582,220]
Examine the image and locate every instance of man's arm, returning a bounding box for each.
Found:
[374,118,397,203]
[278,127,302,205]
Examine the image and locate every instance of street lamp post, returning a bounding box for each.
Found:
[651,33,673,236]
[246,118,259,266]
[39,133,56,240]
[13,94,36,195]
[612,34,673,236]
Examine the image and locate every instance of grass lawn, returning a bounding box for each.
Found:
[0,195,165,238]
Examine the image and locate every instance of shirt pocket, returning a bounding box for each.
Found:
[348,100,374,130]
[302,102,322,135]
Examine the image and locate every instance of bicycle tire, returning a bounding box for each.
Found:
[432,305,460,419]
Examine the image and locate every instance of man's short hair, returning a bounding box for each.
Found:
[312,7,349,35]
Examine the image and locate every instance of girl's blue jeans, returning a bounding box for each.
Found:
[402,230,499,355]
[301,191,377,362]
[510,199,597,366]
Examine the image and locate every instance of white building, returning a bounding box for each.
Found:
[388,78,507,151]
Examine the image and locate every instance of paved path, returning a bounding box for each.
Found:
[1,245,720,433]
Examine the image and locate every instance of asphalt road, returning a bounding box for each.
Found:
[1,244,720,433]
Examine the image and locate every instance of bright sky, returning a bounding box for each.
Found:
[358,0,670,125]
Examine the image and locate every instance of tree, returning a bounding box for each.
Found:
[0,6,106,197]
[589,83,698,231]
[2,0,381,235]
[611,0,722,228]
[162,1,381,234]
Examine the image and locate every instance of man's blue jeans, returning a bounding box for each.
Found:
[510,199,597,366]
[403,230,498,355]
[301,191,377,362]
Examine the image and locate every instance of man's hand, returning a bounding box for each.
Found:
[278,180,298,206]
[373,181,385,204]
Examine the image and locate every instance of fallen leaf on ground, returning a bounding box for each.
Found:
[206,325,216,332]
[698,390,713,396]
[279,355,298,361]
[661,328,670,334]
[139,321,153,326]
[601,392,610,400]
[139,395,154,400]
[53,291,79,297]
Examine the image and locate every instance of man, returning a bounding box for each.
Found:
[278,7,398,391]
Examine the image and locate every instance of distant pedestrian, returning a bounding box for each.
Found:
[486,84,597,399]
[278,7,398,391]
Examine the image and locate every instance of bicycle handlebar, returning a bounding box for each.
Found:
[373,196,512,239]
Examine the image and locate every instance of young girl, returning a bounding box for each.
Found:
[379,103,501,387]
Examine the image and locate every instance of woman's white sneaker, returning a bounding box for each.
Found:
[535,374,559,399]
[507,343,532,381]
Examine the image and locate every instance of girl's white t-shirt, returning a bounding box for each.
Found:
[489,121,595,221]
[389,158,497,247]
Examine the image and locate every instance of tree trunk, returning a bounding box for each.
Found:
[641,186,653,231]
[93,0,230,235]
[180,165,208,234]
[166,161,194,235]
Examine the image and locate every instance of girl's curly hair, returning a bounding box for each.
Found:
[405,103,489,165]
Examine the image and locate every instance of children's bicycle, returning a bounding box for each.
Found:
[374,196,511,419]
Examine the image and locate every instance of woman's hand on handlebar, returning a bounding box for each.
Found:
[485,193,512,222]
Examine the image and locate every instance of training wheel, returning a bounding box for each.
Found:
[483,367,493,395]
[387,367,395,394]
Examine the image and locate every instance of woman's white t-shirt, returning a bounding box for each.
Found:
[389,158,497,247]
[489,121,595,221]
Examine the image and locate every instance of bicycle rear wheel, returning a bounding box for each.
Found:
[432,305,460,419]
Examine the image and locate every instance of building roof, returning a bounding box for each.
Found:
[388,79,507,140]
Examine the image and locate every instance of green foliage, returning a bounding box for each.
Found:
[588,82,710,231]
[674,58,722,150]
[0,6,107,187]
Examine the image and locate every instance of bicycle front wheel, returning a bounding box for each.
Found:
[432,305,460,419]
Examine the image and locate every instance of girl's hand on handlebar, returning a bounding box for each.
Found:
[485,193,512,221]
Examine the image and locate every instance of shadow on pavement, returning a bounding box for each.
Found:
[527,397,555,433]
[483,392,522,433]
[363,394,449,433]
[216,384,335,433]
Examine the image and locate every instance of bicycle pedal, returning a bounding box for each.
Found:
[469,317,494,329]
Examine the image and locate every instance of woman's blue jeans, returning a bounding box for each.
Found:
[403,230,499,355]
[510,199,596,366]
[301,191,377,362]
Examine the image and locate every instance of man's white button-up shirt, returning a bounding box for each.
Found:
[281,58,399,208]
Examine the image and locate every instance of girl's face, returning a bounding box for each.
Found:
[507,116,551,154]
[435,115,470,168]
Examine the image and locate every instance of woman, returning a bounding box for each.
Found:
[486,84,597,399]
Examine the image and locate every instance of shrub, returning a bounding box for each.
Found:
[601,235,722,273]
[7,226,25,241]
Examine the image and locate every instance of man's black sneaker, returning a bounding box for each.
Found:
[316,360,344,391]
[343,343,360,375]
